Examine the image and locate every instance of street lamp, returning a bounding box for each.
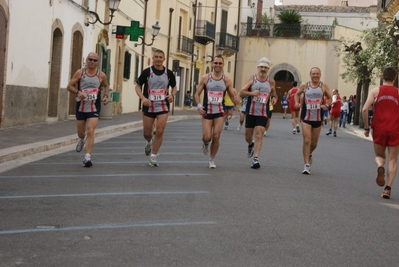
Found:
[135,21,161,47]
[86,0,121,26]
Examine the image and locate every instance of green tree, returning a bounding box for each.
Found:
[336,20,399,127]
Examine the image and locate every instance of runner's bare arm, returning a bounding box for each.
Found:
[270,79,278,105]
[240,76,255,97]
[294,82,306,107]
[194,74,208,114]
[100,72,109,105]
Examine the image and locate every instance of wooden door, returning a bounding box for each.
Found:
[274,81,292,113]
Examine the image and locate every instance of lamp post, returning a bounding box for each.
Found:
[86,0,121,26]
[134,22,161,47]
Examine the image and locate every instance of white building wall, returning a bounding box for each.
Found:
[7,0,92,88]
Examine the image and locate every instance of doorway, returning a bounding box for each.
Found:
[68,31,83,115]
[273,70,294,113]
[48,28,63,118]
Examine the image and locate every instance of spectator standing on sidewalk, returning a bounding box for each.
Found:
[339,96,349,128]
[362,66,399,199]
[287,81,301,134]
[295,67,332,174]
[67,52,109,167]
[347,95,355,125]
[240,57,277,169]
[326,89,341,137]
[135,49,177,167]
[185,90,193,108]
[195,55,240,169]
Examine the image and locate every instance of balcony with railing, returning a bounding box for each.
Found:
[241,23,334,40]
[177,35,194,55]
[195,20,216,45]
[216,32,239,55]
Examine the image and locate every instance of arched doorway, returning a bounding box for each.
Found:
[273,70,294,113]
[48,28,63,118]
[68,30,83,116]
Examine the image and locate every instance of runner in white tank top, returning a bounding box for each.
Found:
[240,57,277,169]
[295,67,332,175]
[67,52,109,167]
[194,55,240,169]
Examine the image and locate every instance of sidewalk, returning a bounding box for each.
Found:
[0,108,199,164]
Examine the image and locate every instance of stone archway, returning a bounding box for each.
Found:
[269,63,302,83]
[269,63,302,114]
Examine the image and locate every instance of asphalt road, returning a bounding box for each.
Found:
[0,117,398,267]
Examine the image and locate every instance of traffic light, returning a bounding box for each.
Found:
[115,26,126,39]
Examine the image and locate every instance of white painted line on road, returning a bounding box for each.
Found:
[0,173,209,179]
[0,220,217,235]
[381,203,399,210]
[0,191,210,199]
[28,160,206,165]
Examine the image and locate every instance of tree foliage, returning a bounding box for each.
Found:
[277,10,302,24]
[336,20,399,126]
[337,20,399,85]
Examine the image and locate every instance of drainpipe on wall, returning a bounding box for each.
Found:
[233,0,242,88]
[138,0,148,110]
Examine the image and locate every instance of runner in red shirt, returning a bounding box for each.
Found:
[362,66,399,199]
[287,81,301,134]
[326,89,341,137]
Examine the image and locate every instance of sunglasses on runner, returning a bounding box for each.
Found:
[87,58,98,62]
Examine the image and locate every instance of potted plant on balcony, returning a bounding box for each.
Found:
[275,10,302,38]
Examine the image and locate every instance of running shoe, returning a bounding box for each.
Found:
[333,131,337,137]
[149,155,159,167]
[309,154,313,165]
[326,129,332,136]
[76,137,86,152]
[237,125,241,131]
[83,157,92,167]
[292,129,296,134]
[145,143,152,156]
[251,157,260,169]
[296,125,300,133]
[247,142,254,158]
[381,188,391,199]
[376,166,385,187]
[302,164,311,174]
[202,142,209,155]
[225,117,229,126]
[208,159,216,169]
[263,131,267,137]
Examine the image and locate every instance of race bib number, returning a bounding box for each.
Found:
[306,99,321,110]
[82,88,99,101]
[253,93,269,104]
[149,89,166,101]
[208,91,223,104]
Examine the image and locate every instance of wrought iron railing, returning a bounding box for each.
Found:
[240,23,334,40]
[177,35,194,55]
[216,32,239,52]
[195,20,216,40]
